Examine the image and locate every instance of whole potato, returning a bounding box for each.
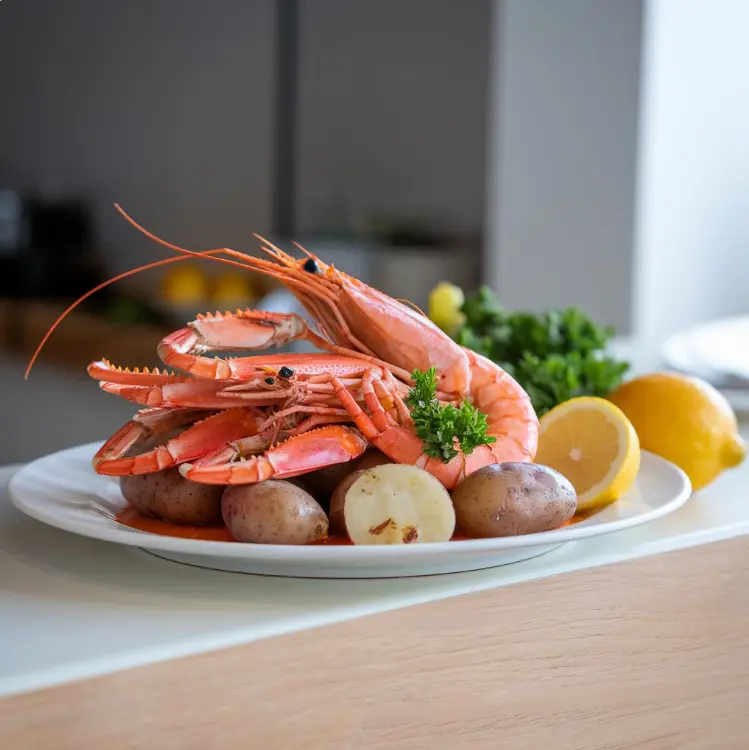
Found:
[120,469,224,526]
[451,463,577,538]
[222,480,328,544]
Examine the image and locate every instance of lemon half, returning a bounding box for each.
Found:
[535,397,641,512]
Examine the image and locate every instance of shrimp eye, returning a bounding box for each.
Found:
[278,366,294,379]
[264,377,275,385]
[303,258,319,274]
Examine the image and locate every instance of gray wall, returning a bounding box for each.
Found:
[296,0,490,236]
[485,0,644,333]
[0,0,490,288]
[0,0,276,280]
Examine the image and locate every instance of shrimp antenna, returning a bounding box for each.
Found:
[291,240,319,261]
[115,204,228,259]
[26,203,281,378]
[397,298,428,317]
[252,232,297,265]
[24,251,227,379]
[114,204,274,276]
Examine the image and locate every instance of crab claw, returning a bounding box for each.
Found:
[93,408,266,476]
[180,424,368,485]
[98,378,289,409]
[157,310,310,378]
[88,359,182,385]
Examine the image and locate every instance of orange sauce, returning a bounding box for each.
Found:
[116,507,236,542]
[115,507,589,544]
[116,507,353,544]
[312,535,353,546]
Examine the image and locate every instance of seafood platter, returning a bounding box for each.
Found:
[10,206,743,577]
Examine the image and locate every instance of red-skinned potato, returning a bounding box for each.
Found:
[119,469,224,526]
[451,462,577,538]
[222,480,328,545]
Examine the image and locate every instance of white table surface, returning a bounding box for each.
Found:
[1,418,748,700]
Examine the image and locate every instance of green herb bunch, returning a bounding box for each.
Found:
[405,367,496,463]
[454,286,630,416]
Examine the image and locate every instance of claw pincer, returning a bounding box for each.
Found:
[180,425,367,485]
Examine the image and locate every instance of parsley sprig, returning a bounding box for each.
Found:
[454,286,630,416]
[405,367,496,463]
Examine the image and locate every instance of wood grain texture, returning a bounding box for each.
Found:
[2,537,748,749]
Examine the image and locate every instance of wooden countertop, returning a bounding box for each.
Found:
[1,415,748,748]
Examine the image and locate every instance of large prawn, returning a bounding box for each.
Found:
[26,206,539,490]
[173,238,539,488]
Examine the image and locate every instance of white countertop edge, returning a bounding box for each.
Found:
[3,519,747,701]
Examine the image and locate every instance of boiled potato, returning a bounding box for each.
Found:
[341,464,455,545]
[451,463,577,538]
[328,452,395,535]
[222,480,328,545]
[296,462,353,511]
[329,469,367,535]
[355,450,394,472]
[119,469,224,526]
[301,450,393,509]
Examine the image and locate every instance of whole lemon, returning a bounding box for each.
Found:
[428,282,465,334]
[607,373,746,490]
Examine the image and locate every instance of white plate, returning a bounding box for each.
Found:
[662,317,749,412]
[9,442,691,579]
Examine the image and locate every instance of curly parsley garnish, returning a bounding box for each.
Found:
[405,367,496,463]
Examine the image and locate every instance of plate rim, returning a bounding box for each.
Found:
[662,316,749,379]
[8,441,692,561]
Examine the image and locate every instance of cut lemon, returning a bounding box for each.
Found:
[535,396,641,512]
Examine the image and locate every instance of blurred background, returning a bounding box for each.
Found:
[0,0,747,462]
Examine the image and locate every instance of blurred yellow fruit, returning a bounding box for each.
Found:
[429,282,465,334]
[607,373,746,490]
[212,272,256,305]
[535,396,641,512]
[161,264,209,305]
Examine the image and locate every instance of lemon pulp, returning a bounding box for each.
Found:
[535,396,641,512]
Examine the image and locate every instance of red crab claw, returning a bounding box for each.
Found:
[88,359,183,385]
[98,378,291,409]
[93,408,266,476]
[179,424,368,485]
[157,310,311,378]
